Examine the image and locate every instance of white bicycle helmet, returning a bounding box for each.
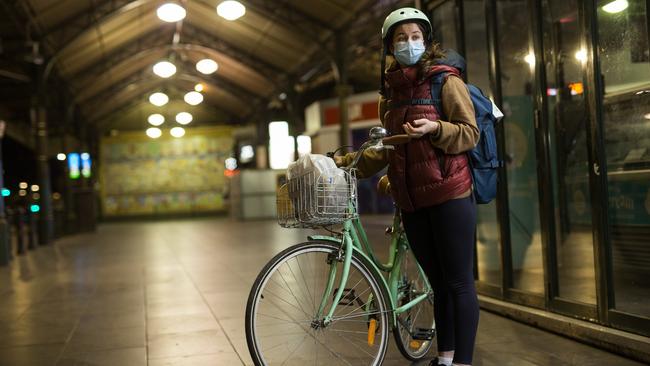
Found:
[381,7,432,42]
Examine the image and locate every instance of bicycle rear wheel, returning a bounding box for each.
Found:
[246,241,389,366]
[392,244,435,361]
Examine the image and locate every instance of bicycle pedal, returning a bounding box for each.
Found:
[411,328,435,340]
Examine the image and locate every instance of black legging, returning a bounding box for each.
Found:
[402,196,479,365]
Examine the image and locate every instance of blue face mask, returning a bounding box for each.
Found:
[393,40,426,66]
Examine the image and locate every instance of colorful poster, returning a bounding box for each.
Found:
[100,126,233,217]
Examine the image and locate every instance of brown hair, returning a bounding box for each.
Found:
[416,41,446,79]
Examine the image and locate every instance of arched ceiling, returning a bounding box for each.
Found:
[0,0,410,134]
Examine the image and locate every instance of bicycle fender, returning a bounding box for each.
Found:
[307,235,340,243]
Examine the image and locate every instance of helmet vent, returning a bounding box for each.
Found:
[400,11,405,14]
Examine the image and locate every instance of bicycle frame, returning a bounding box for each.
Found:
[308,206,432,328]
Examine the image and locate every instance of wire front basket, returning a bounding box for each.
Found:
[277,168,358,228]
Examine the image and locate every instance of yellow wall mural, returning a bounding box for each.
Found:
[100,126,233,217]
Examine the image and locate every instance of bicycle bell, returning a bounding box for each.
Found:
[369,127,388,142]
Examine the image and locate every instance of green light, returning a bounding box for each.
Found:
[30,204,40,213]
[1,188,9,197]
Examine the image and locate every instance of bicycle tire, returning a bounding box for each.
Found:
[392,244,435,361]
[246,240,390,366]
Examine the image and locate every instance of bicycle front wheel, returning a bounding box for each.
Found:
[246,241,389,366]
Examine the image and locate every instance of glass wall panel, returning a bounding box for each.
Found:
[597,0,650,317]
[464,0,501,287]
[431,1,458,50]
[496,0,544,294]
[541,0,596,304]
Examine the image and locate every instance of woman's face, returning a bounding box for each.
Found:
[390,22,424,53]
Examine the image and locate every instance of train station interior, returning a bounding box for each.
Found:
[0,0,649,365]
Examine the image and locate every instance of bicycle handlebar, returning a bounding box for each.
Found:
[341,133,411,170]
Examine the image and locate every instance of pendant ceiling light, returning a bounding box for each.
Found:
[175,112,193,125]
[217,1,246,21]
[146,127,162,139]
[157,3,187,22]
[184,91,204,106]
[170,127,186,138]
[196,59,218,75]
[153,61,177,78]
[148,113,165,126]
[149,92,169,107]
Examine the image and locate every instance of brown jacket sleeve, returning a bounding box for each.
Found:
[338,95,389,178]
[430,75,479,154]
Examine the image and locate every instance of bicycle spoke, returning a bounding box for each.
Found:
[332,285,374,320]
[256,312,310,325]
[261,287,313,320]
[291,256,317,314]
[326,326,378,359]
[280,334,309,366]
[277,266,312,318]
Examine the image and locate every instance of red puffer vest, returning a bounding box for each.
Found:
[384,64,472,212]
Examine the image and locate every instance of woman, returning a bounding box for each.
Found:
[336,7,480,366]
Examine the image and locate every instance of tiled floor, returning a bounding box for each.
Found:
[0,217,644,365]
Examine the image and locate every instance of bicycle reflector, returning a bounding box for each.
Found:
[410,340,423,350]
[368,319,377,346]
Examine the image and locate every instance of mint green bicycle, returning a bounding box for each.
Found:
[245,127,435,365]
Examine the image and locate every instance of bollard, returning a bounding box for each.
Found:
[5,207,15,262]
[27,212,40,250]
[28,210,38,250]
[0,213,11,266]
[15,206,27,255]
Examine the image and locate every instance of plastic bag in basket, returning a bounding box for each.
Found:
[286,154,349,221]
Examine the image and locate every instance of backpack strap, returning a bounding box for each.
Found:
[386,98,436,110]
[430,71,452,119]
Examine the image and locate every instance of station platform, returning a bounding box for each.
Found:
[0,217,643,366]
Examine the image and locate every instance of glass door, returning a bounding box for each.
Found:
[540,0,598,315]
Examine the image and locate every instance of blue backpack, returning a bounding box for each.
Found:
[430,72,501,204]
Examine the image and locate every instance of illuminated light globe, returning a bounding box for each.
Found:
[524,53,535,67]
[153,61,176,78]
[148,113,165,126]
[194,83,204,92]
[184,91,204,106]
[170,127,186,138]
[149,92,169,106]
[603,0,628,13]
[57,153,66,161]
[217,1,246,21]
[225,157,238,171]
[157,3,187,22]
[575,49,587,63]
[175,112,193,125]
[146,127,162,139]
[196,59,218,74]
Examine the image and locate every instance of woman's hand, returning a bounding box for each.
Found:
[333,155,344,167]
[402,118,440,138]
